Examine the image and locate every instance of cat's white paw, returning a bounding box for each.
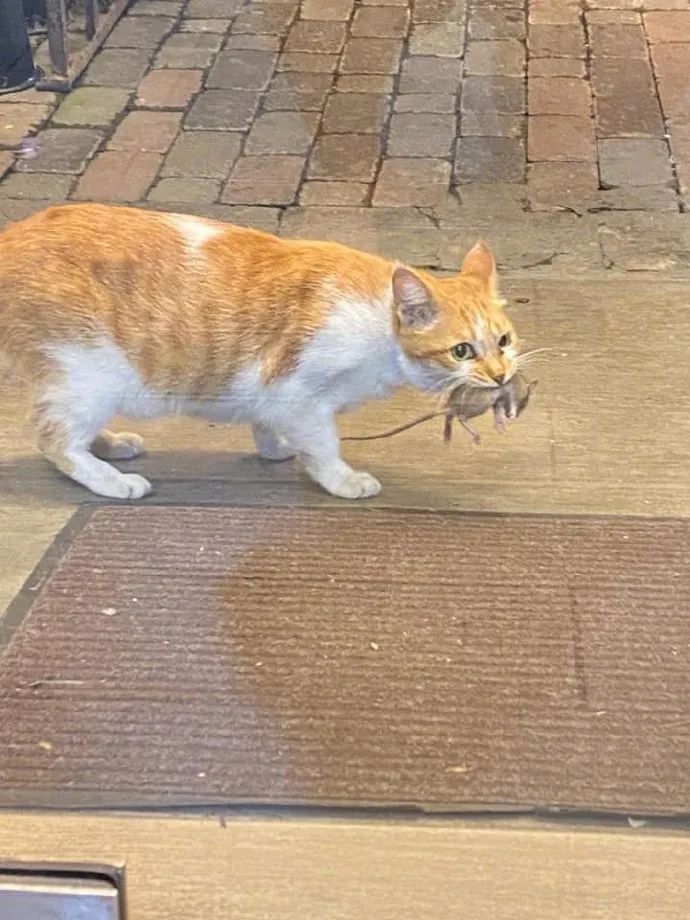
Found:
[92,431,145,460]
[329,470,382,500]
[96,472,152,500]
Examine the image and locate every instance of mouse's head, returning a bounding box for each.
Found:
[392,242,519,392]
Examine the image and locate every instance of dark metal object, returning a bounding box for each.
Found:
[0,0,40,94]
[36,0,131,92]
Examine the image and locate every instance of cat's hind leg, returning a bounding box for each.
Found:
[34,391,152,500]
[252,424,297,462]
[91,430,145,460]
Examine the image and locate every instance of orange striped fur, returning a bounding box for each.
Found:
[0,203,519,499]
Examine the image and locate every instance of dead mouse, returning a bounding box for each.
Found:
[343,372,535,445]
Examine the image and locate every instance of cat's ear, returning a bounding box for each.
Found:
[461,241,497,291]
[392,266,439,331]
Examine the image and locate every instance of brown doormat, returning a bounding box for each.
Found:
[0,507,688,815]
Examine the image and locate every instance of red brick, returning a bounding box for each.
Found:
[74,150,162,201]
[528,77,590,116]
[136,69,203,108]
[528,116,596,162]
[528,162,599,212]
[528,24,584,57]
[108,111,181,153]
[529,58,585,78]
[222,155,304,205]
[644,11,690,43]
[652,44,690,117]
[592,57,664,137]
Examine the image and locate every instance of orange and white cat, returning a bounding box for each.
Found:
[0,203,519,500]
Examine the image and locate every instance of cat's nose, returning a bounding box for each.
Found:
[492,372,506,385]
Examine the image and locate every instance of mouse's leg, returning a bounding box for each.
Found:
[459,419,482,444]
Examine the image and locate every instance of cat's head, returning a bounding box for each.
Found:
[392,243,519,392]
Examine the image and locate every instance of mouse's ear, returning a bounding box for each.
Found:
[392,266,439,331]
[461,241,498,293]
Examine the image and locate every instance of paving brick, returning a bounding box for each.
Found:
[461,75,525,113]
[455,136,525,183]
[0,88,59,107]
[529,58,585,78]
[652,44,690,117]
[599,138,674,187]
[373,158,451,207]
[0,103,51,149]
[340,38,403,74]
[351,6,409,36]
[225,33,282,51]
[179,18,232,32]
[589,23,647,58]
[185,89,260,130]
[412,0,465,23]
[299,181,369,206]
[594,186,678,212]
[528,77,590,116]
[387,112,456,157]
[105,16,175,48]
[0,152,13,179]
[309,135,380,180]
[148,177,221,202]
[0,172,73,199]
[598,213,690,274]
[585,10,640,24]
[206,50,277,89]
[469,7,525,39]
[528,162,599,211]
[528,116,596,161]
[136,69,202,109]
[82,48,153,88]
[394,93,456,113]
[13,128,103,174]
[336,75,395,93]
[528,24,584,57]
[278,53,339,73]
[461,111,523,137]
[162,131,241,178]
[184,0,243,15]
[245,111,320,154]
[222,155,304,205]
[231,3,295,35]
[592,58,664,137]
[108,111,181,153]
[0,198,64,228]
[465,40,525,74]
[301,0,354,20]
[529,0,580,23]
[129,0,183,14]
[644,11,690,43]
[264,73,333,111]
[399,56,463,93]
[52,88,130,128]
[285,20,347,52]
[155,33,223,69]
[73,150,162,201]
[323,94,389,133]
[409,23,464,56]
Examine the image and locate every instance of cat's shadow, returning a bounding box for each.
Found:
[0,449,436,508]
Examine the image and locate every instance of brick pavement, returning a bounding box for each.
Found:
[1,0,690,273]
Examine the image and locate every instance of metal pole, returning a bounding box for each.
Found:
[0,0,39,94]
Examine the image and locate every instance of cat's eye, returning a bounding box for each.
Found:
[498,332,511,349]
[452,342,475,361]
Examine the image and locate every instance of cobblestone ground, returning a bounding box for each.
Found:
[1,0,690,274]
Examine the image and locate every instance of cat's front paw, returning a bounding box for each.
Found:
[329,470,382,500]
